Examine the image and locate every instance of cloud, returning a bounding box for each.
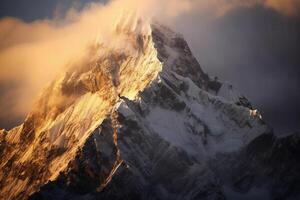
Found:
[0,3,109,128]
[0,0,299,129]
[264,0,300,16]
[175,0,300,17]
[0,0,196,129]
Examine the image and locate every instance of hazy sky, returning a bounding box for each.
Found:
[0,0,299,133]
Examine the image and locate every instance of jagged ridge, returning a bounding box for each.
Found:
[0,16,299,200]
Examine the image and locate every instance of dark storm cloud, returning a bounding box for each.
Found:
[173,6,300,133]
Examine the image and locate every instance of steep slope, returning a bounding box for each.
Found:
[211,131,300,200]
[0,17,162,200]
[0,17,299,200]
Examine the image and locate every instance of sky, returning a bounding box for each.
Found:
[0,0,299,134]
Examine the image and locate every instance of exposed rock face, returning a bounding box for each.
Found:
[0,18,299,200]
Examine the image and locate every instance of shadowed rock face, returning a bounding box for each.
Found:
[1,18,299,200]
[209,132,300,200]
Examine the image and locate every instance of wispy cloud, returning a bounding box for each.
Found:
[0,0,299,129]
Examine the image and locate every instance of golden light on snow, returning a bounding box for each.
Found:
[0,0,299,124]
[249,109,262,119]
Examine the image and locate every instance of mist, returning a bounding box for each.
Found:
[0,0,195,129]
[0,0,300,132]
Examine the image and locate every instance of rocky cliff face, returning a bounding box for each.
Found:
[0,17,299,200]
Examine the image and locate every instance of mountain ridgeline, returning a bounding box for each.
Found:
[0,17,299,200]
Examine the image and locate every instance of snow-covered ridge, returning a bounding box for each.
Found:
[0,17,163,200]
[0,16,290,200]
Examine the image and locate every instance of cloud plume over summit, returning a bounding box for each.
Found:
[0,0,299,131]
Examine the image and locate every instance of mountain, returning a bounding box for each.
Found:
[0,16,299,200]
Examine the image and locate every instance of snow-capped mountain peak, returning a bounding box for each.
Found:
[0,17,299,200]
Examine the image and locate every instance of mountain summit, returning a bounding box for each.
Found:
[0,17,299,200]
